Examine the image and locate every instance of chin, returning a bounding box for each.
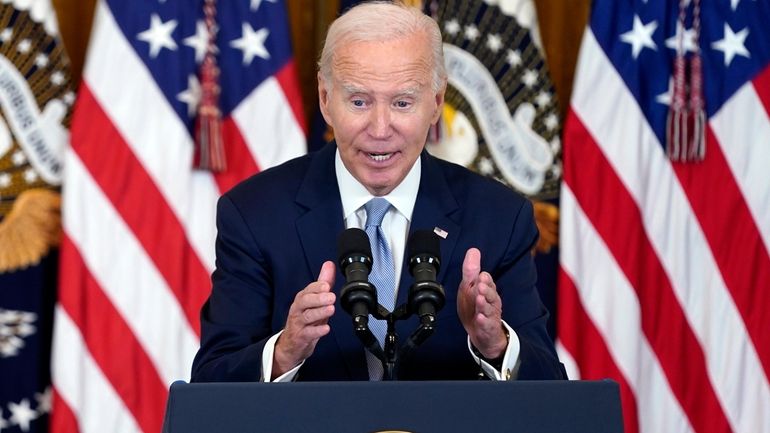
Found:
[362,176,396,195]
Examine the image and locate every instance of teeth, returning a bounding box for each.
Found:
[369,153,392,161]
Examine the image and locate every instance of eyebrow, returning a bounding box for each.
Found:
[341,84,420,98]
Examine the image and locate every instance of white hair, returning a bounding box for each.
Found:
[318,1,447,93]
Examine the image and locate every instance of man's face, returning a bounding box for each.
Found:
[318,32,445,196]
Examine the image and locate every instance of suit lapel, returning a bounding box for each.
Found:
[294,143,368,380]
[396,152,461,308]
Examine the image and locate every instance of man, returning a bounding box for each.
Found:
[191,1,564,382]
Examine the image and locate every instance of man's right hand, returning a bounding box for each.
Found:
[272,261,336,379]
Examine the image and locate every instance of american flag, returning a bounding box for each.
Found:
[51,0,305,431]
[558,0,769,432]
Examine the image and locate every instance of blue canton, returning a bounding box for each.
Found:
[590,0,770,148]
[108,0,294,132]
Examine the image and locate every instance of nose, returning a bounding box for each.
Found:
[368,104,392,139]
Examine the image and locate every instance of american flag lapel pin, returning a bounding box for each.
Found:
[433,226,448,239]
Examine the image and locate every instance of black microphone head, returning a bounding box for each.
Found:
[408,229,441,259]
[407,230,445,318]
[337,228,372,268]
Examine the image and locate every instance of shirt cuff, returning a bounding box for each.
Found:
[467,320,521,381]
[261,330,304,382]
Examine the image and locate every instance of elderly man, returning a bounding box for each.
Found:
[191,1,565,382]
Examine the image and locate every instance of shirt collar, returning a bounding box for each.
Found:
[335,148,421,221]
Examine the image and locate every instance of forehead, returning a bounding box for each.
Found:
[331,34,433,91]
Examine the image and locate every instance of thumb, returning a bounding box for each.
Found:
[317,260,336,289]
[461,248,481,285]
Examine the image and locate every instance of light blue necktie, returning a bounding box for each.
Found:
[364,197,395,380]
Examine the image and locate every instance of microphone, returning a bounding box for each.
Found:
[337,228,378,329]
[407,230,445,321]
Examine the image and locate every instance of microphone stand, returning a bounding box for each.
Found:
[362,303,437,381]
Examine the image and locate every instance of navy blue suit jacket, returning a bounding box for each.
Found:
[191,143,564,381]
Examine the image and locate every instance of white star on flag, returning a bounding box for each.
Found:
[50,70,65,86]
[544,113,559,131]
[486,33,503,52]
[550,160,561,177]
[230,22,270,64]
[63,91,75,105]
[17,39,31,54]
[177,74,201,117]
[549,137,561,154]
[184,20,210,63]
[251,0,276,12]
[8,399,36,432]
[656,77,673,106]
[665,22,698,54]
[137,13,178,58]
[711,23,750,66]
[464,24,479,41]
[478,156,495,175]
[444,19,460,36]
[620,15,658,59]
[24,168,38,183]
[35,53,48,67]
[521,69,538,88]
[506,49,522,67]
[35,388,52,414]
[535,91,551,108]
[11,150,26,166]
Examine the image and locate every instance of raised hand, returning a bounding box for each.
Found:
[457,248,508,359]
[273,261,336,378]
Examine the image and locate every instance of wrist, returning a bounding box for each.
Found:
[272,338,299,377]
[473,325,510,362]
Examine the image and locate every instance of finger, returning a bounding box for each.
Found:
[474,312,500,330]
[294,290,336,311]
[477,272,499,304]
[301,323,331,340]
[317,260,336,288]
[473,293,502,317]
[302,281,329,295]
[300,304,335,325]
[461,248,481,285]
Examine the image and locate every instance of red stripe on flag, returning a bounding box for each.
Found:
[672,128,770,377]
[58,235,168,433]
[275,59,308,135]
[563,110,732,433]
[70,83,209,335]
[52,388,81,433]
[558,268,639,433]
[214,117,260,194]
[753,64,770,117]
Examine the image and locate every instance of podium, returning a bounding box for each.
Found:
[162,380,623,433]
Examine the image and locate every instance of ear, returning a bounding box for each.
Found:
[318,72,333,126]
[430,79,447,124]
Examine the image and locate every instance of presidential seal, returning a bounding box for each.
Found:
[0,1,74,272]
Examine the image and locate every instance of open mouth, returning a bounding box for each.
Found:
[367,152,394,162]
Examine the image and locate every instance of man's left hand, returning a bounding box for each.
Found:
[457,248,508,359]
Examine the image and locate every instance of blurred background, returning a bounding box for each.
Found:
[1,1,767,433]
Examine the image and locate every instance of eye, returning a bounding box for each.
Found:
[394,100,411,109]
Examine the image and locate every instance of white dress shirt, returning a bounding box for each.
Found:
[261,149,520,381]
